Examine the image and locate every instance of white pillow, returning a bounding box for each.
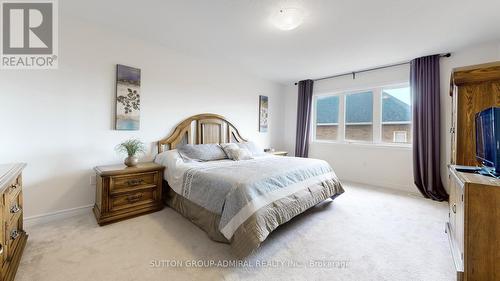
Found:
[154,149,183,170]
[177,144,228,162]
[236,141,265,156]
[221,143,253,161]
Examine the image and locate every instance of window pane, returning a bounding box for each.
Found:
[382,87,411,143]
[316,96,339,141]
[345,91,373,141]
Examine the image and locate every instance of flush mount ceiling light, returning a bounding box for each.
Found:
[271,8,305,31]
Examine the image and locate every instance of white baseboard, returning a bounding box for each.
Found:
[24,204,93,227]
[341,179,422,198]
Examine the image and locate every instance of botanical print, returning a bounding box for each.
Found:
[259,95,268,132]
[116,64,141,130]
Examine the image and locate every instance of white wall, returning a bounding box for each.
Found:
[283,65,416,194]
[0,16,285,218]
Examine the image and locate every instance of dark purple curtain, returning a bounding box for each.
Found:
[410,55,448,201]
[295,79,314,157]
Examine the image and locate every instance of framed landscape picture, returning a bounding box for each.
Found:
[115,64,141,130]
[259,95,268,132]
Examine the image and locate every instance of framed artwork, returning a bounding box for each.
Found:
[259,95,268,132]
[115,64,141,130]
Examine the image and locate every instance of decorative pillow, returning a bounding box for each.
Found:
[177,144,228,162]
[221,143,253,161]
[236,141,265,156]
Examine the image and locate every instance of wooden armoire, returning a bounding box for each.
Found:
[450,61,500,166]
[447,62,500,281]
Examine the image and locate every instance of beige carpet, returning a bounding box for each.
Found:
[17,183,455,281]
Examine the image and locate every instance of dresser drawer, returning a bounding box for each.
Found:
[5,191,22,226]
[0,204,4,268]
[109,188,158,212]
[3,175,22,206]
[109,172,158,194]
[5,213,22,262]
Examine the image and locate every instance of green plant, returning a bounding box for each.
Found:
[115,139,146,157]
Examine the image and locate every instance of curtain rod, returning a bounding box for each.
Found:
[294,53,451,85]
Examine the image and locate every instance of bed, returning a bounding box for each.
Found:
[155,114,344,257]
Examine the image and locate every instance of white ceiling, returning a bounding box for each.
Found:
[65,0,500,84]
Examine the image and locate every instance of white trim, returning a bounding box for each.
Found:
[316,123,339,126]
[373,88,382,142]
[311,140,412,149]
[24,204,93,227]
[341,180,421,198]
[339,94,345,141]
[381,121,411,125]
[345,122,373,125]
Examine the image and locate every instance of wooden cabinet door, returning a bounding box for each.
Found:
[451,88,458,165]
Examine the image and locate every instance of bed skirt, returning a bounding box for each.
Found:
[164,180,344,257]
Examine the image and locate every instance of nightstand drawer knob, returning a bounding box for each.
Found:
[10,229,20,240]
[127,193,143,202]
[10,183,20,190]
[126,179,144,186]
[10,203,21,214]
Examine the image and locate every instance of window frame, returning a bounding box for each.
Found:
[312,82,411,148]
[379,83,412,145]
[312,92,344,143]
[344,90,375,143]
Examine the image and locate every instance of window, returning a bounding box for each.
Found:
[313,84,411,145]
[315,96,339,141]
[393,131,408,143]
[345,91,373,142]
[381,86,411,144]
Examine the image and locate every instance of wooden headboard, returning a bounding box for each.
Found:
[158,113,247,153]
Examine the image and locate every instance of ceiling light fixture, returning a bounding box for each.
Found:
[271,8,305,31]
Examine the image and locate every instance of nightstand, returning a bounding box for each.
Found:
[93,162,165,225]
[268,151,288,156]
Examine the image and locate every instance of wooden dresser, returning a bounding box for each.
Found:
[0,163,27,281]
[447,166,500,281]
[93,162,165,225]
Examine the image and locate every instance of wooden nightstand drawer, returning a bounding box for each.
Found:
[93,162,165,225]
[110,188,158,212]
[110,172,158,194]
